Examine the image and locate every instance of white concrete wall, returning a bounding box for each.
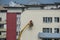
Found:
[7,9,22,13]
[21,10,60,40]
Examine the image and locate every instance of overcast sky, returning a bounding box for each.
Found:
[0,0,60,5]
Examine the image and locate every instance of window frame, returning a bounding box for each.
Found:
[43,28,52,33]
[54,28,59,33]
[43,17,52,23]
[54,17,59,23]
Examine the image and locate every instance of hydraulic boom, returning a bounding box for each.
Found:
[18,20,33,40]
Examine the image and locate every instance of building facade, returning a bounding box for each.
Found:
[0,6,23,40]
[0,6,7,40]
[21,6,60,40]
[0,3,60,40]
[4,6,24,40]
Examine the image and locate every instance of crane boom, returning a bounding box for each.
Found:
[18,20,33,40]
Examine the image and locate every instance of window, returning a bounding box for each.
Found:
[0,18,2,21]
[17,24,20,32]
[43,39,52,40]
[54,17,59,23]
[17,24,20,29]
[54,28,59,33]
[17,17,20,22]
[0,32,1,35]
[43,28,52,33]
[43,17,52,23]
[16,32,18,35]
[54,39,59,40]
[0,24,4,28]
[3,38,6,40]
[0,38,6,40]
[0,10,7,12]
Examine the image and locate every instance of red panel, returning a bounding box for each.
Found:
[7,13,16,40]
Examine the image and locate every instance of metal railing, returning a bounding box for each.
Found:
[0,20,6,24]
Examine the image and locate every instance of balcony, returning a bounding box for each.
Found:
[0,21,6,24]
[0,29,6,31]
[0,34,6,38]
[38,32,60,39]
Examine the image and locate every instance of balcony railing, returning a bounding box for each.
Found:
[0,28,6,31]
[38,32,60,39]
[0,34,6,38]
[0,20,6,24]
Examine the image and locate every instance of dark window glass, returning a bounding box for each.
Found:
[43,28,52,33]
[54,28,59,33]
[54,39,59,40]
[0,18,2,21]
[0,24,4,28]
[43,17,52,23]
[4,38,6,40]
[0,38,6,40]
[0,10,7,12]
[43,39,52,40]
[54,17,59,23]
[0,32,1,35]
[16,32,18,35]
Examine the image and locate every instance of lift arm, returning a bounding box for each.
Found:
[18,20,33,40]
